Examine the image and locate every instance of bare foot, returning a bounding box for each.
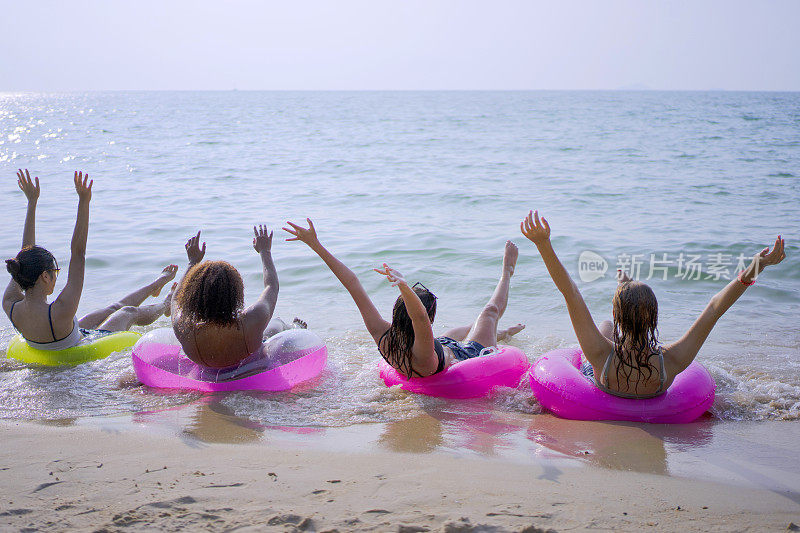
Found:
[503,240,519,276]
[506,323,525,337]
[292,317,308,329]
[163,282,177,317]
[150,264,178,297]
[497,323,525,341]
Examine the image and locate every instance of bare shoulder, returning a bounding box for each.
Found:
[660,342,689,377]
[372,323,391,346]
[2,297,20,317]
[239,308,270,343]
[582,336,615,368]
[169,311,193,341]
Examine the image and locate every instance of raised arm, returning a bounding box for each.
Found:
[374,264,436,361]
[283,219,390,341]
[171,231,206,318]
[521,210,612,365]
[244,225,278,325]
[18,169,39,248]
[665,236,786,375]
[3,170,41,315]
[52,172,92,319]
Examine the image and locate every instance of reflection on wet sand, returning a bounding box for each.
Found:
[527,414,717,475]
[38,417,78,427]
[122,394,800,500]
[379,414,444,453]
[528,416,670,474]
[378,401,525,457]
[133,397,264,444]
[182,400,264,444]
[133,397,327,445]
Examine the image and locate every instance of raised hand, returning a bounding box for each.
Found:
[374,263,408,287]
[253,224,273,254]
[17,169,40,202]
[74,171,93,202]
[283,218,320,247]
[521,210,551,245]
[756,235,786,268]
[185,231,206,265]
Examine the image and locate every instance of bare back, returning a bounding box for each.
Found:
[173,313,260,369]
[593,348,674,397]
[6,298,76,344]
[593,320,674,396]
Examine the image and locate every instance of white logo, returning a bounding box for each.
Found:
[578,251,608,282]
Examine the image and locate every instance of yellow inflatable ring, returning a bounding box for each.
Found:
[6,331,142,366]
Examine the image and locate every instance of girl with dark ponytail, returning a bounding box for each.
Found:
[5,246,58,291]
[3,169,179,350]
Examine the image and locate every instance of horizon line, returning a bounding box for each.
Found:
[2,88,800,93]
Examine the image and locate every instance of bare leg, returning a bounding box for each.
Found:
[440,325,473,341]
[496,323,526,342]
[262,317,308,339]
[444,322,525,343]
[464,241,518,347]
[96,288,173,332]
[78,265,178,329]
[263,317,290,338]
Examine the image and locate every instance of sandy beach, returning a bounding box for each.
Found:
[1,420,798,532]
[3,0,800,530]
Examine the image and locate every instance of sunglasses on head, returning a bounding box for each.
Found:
[412,282,437,299]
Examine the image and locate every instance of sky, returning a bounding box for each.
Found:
[1,0,799,91]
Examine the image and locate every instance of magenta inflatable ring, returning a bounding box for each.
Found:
[379,345,530,399]
[530,347,715,423]
[132,328,327,392]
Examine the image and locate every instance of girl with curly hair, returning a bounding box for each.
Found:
[170,227,304,368]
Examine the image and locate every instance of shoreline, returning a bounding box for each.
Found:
[2,420,799,532]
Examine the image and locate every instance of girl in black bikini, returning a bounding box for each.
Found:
[283,218,525,378]
[3,169,177,351]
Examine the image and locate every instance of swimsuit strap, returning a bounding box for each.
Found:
[8,300,18,330]
[656,347,667,392]
[408,339,446,377]
[599,350,615,387]
[48,303,57,341]
[433,339,446,374]
[600,346,667,394]
[238,316,251,355]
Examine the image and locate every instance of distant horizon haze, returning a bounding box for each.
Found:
[2,0,799,92]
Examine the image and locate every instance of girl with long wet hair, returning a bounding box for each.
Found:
[283,218,525,378]
[3,169,177,350]
[520,209,786,398]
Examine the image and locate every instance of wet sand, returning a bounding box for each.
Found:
[2,417,799,532]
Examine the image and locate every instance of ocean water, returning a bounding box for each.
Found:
[0,91,798,427]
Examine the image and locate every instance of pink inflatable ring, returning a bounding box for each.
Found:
[530,347,715,423]
[132,328,327,392]
[379,345,530,399]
